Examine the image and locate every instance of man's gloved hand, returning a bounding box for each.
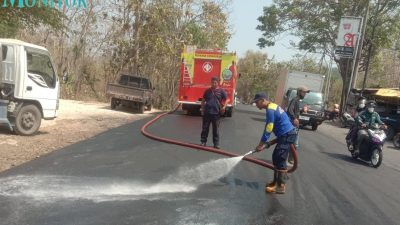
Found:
[256,142,271,152]
[255,143,265,152]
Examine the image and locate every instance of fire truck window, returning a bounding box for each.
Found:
[1,45,15,82]
[26,51,56,88]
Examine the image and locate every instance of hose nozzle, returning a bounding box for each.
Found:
[243,150,257,157]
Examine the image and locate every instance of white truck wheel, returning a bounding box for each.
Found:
[15,104,42,136]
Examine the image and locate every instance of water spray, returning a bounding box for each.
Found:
[243,150,257,157]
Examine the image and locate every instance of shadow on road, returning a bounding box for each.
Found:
[235,108,265,117]
[324,120,348,129]
[251,117,265,122]
[218,176,260,191]
[0,126,12,135]
[101,105,160,115]
[387,146,400,151]
[321,151,371,167]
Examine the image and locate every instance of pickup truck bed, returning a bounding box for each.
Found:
[106,84,150,103]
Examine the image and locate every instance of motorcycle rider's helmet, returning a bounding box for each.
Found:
[366,100,376,113]
[358,97,367,109]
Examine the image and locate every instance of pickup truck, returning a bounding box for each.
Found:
[106,74,153,113]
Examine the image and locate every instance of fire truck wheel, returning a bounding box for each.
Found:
[225,107,233,117]
[15,104,42,136]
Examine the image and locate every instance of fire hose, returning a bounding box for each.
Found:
[141,104,298,173]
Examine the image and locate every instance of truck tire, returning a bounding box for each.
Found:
[14,104,42,136]
[111,98,117,110]
[139,103,145,114]
[311,124,318,131]
[225,107,233,117]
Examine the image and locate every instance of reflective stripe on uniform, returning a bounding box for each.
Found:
[266,122,274,133]
[268,103,278,111]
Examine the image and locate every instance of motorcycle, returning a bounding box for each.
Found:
[325,109,339,121]
[341,111,355,128]
[347,125,387,168]
[394,132,400,148]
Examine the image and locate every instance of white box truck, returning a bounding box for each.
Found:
[275,69,325,130]
[0,39,60,135]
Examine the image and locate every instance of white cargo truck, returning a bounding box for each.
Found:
[0,39,59,135]
[275,69,325,130]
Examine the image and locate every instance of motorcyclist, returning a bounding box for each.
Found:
[353,101,387,154]
[346,97,367,148]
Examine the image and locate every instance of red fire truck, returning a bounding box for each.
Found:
[178,46,238,117]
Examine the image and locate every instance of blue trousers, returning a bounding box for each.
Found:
[272,129,297,170]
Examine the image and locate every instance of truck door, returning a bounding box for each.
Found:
[193,59,221,85]
[0,44,16,84]
[22,47,59,119]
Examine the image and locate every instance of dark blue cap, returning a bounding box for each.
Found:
[251,92,269,103]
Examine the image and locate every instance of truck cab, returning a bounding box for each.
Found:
[0,39,59,135]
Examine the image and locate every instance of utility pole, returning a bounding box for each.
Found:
[351,0,370,90]
[362,1,379,94]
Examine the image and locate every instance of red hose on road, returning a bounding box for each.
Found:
[141,104,298,173]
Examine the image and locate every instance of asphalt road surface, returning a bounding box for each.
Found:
[1,105,399,225]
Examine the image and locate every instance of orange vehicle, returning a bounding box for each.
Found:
[178,46,239,117]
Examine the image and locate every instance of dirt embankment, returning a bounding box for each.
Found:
[0,99,156,172]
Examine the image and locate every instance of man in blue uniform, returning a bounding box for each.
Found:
[200,77,227,149]
[252,92,297,194]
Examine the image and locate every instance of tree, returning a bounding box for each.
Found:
[256,0,400,112]
[105,0,232,109]
[0,7,63,37]
[237,51,284,103]
[5,0,231,109]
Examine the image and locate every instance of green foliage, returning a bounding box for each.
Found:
[106,0,232,109]
[0,7,64,38]
[257,0,400,107]
[237,51,284,102]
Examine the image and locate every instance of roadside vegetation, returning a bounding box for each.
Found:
[1,0,400,109]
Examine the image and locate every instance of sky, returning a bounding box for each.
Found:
[227,0,300,61]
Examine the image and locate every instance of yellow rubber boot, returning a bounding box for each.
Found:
[275,170,288,194]
[265,170,278,188]
[266,184,277,193]
[275,184,286,194]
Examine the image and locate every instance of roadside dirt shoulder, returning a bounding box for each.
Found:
[0,99,156,172]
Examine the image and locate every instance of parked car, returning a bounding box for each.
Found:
[106,74,153,113]
[285,89,325,130]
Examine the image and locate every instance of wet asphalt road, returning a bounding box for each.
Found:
[0,104,400,225]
